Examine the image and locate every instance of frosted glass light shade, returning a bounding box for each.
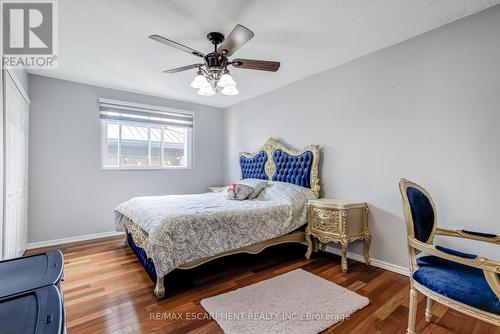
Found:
[221,85,239,96]
[217,73,236,87]
[191,74,209,89]
[197,85,215,96]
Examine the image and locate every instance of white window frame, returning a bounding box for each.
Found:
[100,100,193,171]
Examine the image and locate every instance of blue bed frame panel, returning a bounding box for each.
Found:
[127,232,157,282]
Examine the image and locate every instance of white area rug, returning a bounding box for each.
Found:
[200,269,369,334]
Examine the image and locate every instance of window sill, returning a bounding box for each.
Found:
[101,166,191,171]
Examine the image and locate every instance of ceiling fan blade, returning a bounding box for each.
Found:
[163,64,204,74]
[217,24,254,56]
[231,58,280,72]
[149,34,205,58]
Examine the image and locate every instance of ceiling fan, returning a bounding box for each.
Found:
[149,24,280,96]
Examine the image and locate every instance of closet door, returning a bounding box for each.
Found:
[4,72,29,259]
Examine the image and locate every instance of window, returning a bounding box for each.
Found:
[100,99,193,169]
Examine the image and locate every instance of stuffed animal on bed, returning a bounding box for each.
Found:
[225,182,254,200]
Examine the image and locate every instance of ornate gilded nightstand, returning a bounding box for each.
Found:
[305,199,371,272]
[207,186,226,193]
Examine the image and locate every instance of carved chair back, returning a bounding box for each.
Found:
[399,178,438,271]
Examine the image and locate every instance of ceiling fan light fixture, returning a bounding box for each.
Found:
[190,70,210,89]
[221,85,239,96]
[197,85,216,96]
[217,70,236,88]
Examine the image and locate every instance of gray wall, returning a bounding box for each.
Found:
[29,75,225,243]
[225,6,500,268]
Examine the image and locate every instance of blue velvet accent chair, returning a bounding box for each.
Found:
[399,179,500,333]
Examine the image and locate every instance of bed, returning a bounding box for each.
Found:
[115,137,321,298]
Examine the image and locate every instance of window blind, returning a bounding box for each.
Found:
[99,98,193,128]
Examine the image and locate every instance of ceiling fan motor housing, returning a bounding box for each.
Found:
[206,32,225,45]
[206,53,227,76]
[206,32,227,76]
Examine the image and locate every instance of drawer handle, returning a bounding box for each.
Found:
[316,212,336,220]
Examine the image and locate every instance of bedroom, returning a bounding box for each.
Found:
[0,1,499,333]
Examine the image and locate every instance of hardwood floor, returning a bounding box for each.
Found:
[26,236,499,334]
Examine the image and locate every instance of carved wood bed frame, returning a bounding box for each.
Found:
[124,138,321,298]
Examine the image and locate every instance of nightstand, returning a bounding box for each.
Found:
[207,186,226,193]
[305,199,371,272]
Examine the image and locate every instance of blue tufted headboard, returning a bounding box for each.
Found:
[272,149,314,188]
[239,138,321,198]
[240,151,268,180]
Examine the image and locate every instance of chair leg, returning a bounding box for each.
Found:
[407,288,418,334]
[425,297,432,322]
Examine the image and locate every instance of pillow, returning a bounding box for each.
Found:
[225,183,254,200]
[238,178,268,199]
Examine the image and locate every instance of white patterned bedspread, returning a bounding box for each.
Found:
[115,182,315,277]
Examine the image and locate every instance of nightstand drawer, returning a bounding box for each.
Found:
[308,207,341,234]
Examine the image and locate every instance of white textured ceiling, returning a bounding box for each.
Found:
[29,0,500,108]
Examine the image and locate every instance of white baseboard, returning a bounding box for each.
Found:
[26,231,125,250]
[324,245,410,277]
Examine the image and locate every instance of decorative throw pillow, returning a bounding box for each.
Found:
[225,183,254,200]
[239,179,268,199]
